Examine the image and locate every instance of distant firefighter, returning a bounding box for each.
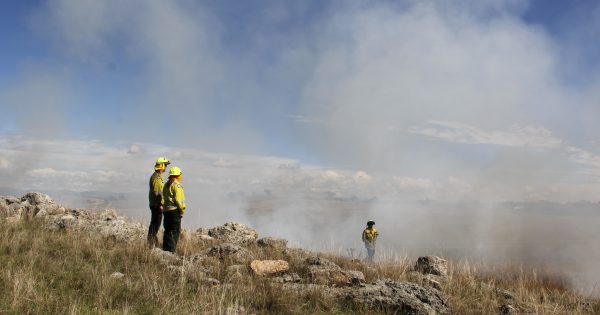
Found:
[148,157,170,248]
[162,166,186,253]
[362,220,379,262]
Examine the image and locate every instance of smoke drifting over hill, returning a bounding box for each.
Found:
[1,0,600,294]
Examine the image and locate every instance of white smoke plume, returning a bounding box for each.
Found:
[1,0,600,294]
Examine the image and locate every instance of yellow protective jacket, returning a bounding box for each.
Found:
[163,179,186,215]
[362,227,378,248]
[148,172,164,207]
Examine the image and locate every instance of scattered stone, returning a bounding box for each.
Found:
[500,304,518,315]
[415,256,448,277]
[257,237,288,249]
[208,222,258,244]
[343,279,449,315]
[250,260,289,276]
[110,272,125,279]
[273,273,302,283]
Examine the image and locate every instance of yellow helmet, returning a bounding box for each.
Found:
[169,166,183,177]
[155,157,170,165]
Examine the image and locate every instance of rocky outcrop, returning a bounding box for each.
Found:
[306,256,364,286]
[415,256,448,277]
[1,192,64,218]
[1,193,145,243]
[250,260,289,276]
[343,279,449,315]
[208,222,258,244]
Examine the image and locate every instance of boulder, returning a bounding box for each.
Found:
[415,256,448,277]
[343,279,449,315]
[110,272,125,279]
[206,243,254,263]
[257,237,288,249]
[208,222,258,244]
[21,192,60,215]
[250,260,289,276]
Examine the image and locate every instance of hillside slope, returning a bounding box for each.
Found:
[1,193,598,314]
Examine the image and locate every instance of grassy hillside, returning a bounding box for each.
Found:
[1,216,598,315]
[0,191,598,314]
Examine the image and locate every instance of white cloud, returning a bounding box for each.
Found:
[212,158,240,168]
[408,120,563,148]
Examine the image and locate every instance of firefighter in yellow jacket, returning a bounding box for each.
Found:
[162,166,186,253]
[362,220,378,262]
[148,157,170,247]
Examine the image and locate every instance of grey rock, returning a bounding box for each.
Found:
[343,279,449,315]
[415,256,448,277]
[110,272,125,279]
[208,222,258,244]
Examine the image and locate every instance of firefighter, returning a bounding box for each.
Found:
[362,220,378,262]
[148,157,170,247]
[162,166,186,253]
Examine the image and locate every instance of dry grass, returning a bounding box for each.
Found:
[0,218,598,314]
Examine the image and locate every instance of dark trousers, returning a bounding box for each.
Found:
[163,210,181,253]
[147,205,163,247]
